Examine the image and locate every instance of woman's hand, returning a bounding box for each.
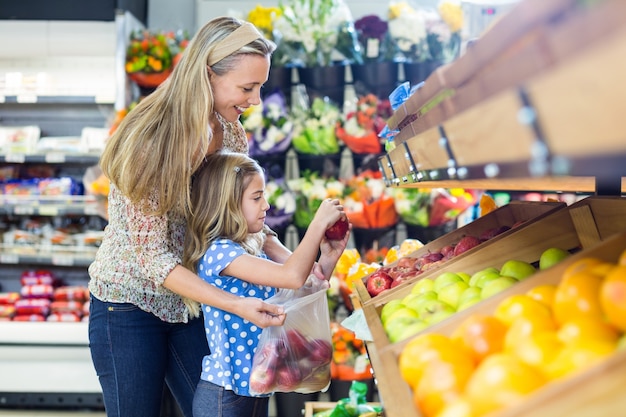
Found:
[235,297,286,328]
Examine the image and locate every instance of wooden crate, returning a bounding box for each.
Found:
[354,201,565,307]
[361,196,626,354]
[368,229,626,417]
[303,401,382,417]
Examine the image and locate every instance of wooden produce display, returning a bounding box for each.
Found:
[360,196,626,353]
[365,230,626,417]
[379,0,626,194]
[353,200,565,306]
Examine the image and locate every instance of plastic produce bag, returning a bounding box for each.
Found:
[249,276,333,395]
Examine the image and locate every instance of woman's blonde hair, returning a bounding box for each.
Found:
[183,151,265,272]
[100,16,275,217]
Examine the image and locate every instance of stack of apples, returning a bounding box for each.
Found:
[365,226,517,298]
[249,328,333,394]
[397,248,626,417]
[380,248,571,343]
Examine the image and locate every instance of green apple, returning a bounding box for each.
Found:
[404,291,438,314]
[426,306,456,325]
[458,286,482,306]
[469,267,500,287]
[433,272,463,293]
[618,334,626,352]
[500,260,536,281]
[437,281,469,309]
[380,299,406,325]
[457,272,471,284]
[539,247,570,270]
[480,276,517,299]
[389,319,429,343]
[410,278,435,295]
[385,315,423,342]
[474,270,503,289]
[457,295,482,311]
[417,299,455,323]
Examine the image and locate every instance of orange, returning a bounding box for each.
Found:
[494,294,553,327]
[399,333,462,389]
[599,265,626,331]
[465,353,546,416]
[434,397,476,417]
[508,331,563,375]
[546,339,617,380]
[479,193,498,216]
[526,284,557,309]
[556,316,620,345]
[553,270,605,325]
[618,249,626,266]
[414,356,475,417]
[503,314,557,352]
[561,257,605,279]
[451,314,508,364]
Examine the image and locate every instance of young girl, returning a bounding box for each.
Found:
[184,151,350,417]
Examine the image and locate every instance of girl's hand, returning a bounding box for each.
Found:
[313,198,345,230]
[317,221,352,280]
[236,297,286,328]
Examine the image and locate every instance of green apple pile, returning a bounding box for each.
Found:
[380,247,571,344]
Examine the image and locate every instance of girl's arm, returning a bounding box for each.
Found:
[224,199,345,289]
[163,265,285,328]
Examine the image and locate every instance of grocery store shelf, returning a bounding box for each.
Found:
[0,244,97,267]
[0,153,100,165]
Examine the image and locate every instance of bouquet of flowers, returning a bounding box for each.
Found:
[425,0,464,63]
[354,14,396,62]
[291,96,341,155]
[342,170,398,230]
[391,187,476,227]
[274,0,362,67]
[240,91,293,157]
[125,29,189,74]
[330,322,372,381]
[287,170,345,228]
[264,178,297,230]
[335,94,391,155]
[387,1,429,63]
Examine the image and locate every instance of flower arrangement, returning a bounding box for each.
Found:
[240,92,293,156]
[273,0,362,67]
[291,97,341,155]
[330,321,372,381]
[335,94,391,155]
[125,29,189,74]
[342,170,398,230]
[387,1,429,63]
[264,178,297,230]
[287,170,345,228]
[426,0,464,63]
[354,14,395,62]
[391,187,476,227]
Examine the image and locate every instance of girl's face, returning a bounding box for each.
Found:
[210,54,270,123]
[242,172,269,234]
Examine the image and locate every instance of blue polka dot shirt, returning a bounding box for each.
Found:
[196,238,276,397]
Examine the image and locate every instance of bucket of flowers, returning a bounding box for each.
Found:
[391,187,477,243]
[241,91,294,178]
[291,95,342,178]
[125,29,189,93]
[264,178,297,242]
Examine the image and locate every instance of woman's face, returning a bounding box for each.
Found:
[210,54,271,123]
[241,172,269,234]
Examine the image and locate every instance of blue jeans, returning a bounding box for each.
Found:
[89,294,209,417]
[193,380,269,417]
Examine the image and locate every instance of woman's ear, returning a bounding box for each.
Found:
[206,65,215,79]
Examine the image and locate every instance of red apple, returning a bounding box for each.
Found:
[479,225,511,241]
[397,256,418,269]
[325,218,349,240]
[308,338,333,367]
[249,365,276,394]
[440,244,455,257]
[285,329,310,359]
[275,363,302,391]
[453,235,482,256]
[366,270,393,297]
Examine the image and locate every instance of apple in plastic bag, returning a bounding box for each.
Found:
[286,328,310,359]
[275,362,302,391]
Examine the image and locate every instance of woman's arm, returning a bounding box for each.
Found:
[163,265,285,328]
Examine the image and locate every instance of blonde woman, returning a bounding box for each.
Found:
[88,17,294,417]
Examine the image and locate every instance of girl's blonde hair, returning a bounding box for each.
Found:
[99,16,275,217]
[183,151,265,273]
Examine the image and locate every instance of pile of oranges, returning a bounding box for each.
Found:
[398,249,626,417]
